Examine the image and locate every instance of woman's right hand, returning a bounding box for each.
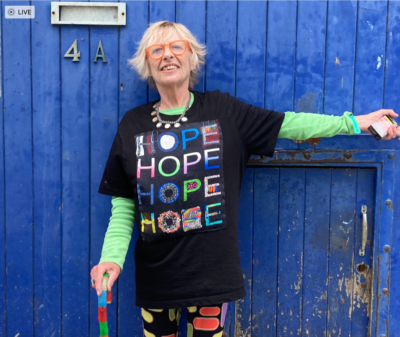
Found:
[90,262,121,296]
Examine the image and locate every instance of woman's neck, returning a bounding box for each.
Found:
[157,85,191,110]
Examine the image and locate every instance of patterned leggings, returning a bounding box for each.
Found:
[142,303,228,337]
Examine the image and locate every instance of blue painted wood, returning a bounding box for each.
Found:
[277,168,305,336]
[205,1,237,95]
[384,3,400,333]
[118,1,148,335]
[302,168,331,336]
[265,1,298,151]
[353,1,387,117]
[253,168,279,336]
[295,0,327,115]
[327,168,357,336]
[236,0,266,108]
[60,0,90,333]
[235,168,254,336]
[235,3,267,334]
[148,0,176,103]
[0,6,5,337]
[120,0,148,122]
[31,1,62,336]
[375,154,395,337]
[352,169,375,336]
[390,152,400,335]
[176,0,206,92]
[295,0,327,153]
[323,1,357,117]
[3,1,34,335]
[89,1,119,335]
[1,1,400,335]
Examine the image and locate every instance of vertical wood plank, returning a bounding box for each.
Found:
[351,169,375,336]
[385,2,400,333]
[277,168,305,336]
[205,1,237,95]
[89,1,119,336]
[118,1,148,335]
[32,1,62,336]
[253,168,279,336]
[120,0,148,121]
[265,0,298,150]
[265,1,297,112]
[0,5,6,337]
[60,0,90,334]
[3,1,33,335]
[236,0,266,107]
[235,168,254,336]
[302,168,331,336]
[294,0,328,115]
[323,1,357,117]
[176,0,206,92]
[327,169,357,336]
[235,3,267,334]
[148,0,176,102]
[353,1,388,115]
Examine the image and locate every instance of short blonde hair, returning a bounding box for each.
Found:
[128,21,206,90]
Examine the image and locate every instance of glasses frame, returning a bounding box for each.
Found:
[145,40,192,61]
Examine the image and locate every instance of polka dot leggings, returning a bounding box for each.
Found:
[141,303,228,337]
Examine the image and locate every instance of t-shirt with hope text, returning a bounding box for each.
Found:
[98,90,285,308]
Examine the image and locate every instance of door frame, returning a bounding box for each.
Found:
[247,150,395,337]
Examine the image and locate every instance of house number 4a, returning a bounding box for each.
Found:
[64,39,107,63]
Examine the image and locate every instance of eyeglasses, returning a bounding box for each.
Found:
[145,40,191,60]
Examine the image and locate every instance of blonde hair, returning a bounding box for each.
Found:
[128,21,206,90]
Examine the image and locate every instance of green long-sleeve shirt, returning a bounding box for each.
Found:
[99,97,359,271]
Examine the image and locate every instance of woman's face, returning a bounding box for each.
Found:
[146,31,195,90]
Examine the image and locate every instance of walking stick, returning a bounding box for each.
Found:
[98,273,113,337]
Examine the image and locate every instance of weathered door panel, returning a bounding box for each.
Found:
[235,166,376,337]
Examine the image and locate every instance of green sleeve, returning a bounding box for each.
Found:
[99,196,135,272]
[277,111,358,139]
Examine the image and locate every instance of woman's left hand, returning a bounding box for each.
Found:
[355,109,400,140]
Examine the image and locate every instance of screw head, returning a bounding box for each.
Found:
[388,152,395,159]
[303,151,311,160]
[384,245,391,252]
[344,151,353,159]
[382,288,389,295]
[385,200,392,206]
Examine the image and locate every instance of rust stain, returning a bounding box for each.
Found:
[248,151,357,165]
[292,137,322,147]
[375,255,381,328]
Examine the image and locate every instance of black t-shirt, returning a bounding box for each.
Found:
[98,90,285,308]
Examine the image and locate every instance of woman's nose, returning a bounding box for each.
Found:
[163,46,174,59]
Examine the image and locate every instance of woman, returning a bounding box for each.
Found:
[91,21,399,336]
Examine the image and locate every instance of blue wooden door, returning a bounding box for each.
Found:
[230,166,376,336]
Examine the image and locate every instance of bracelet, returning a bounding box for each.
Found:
[346,112,361,134]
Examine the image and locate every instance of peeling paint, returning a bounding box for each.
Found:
[377,55,383,70]
[353,266,372,318]
[335,56,341,68]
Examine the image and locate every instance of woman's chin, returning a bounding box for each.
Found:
[157,76,186,88]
